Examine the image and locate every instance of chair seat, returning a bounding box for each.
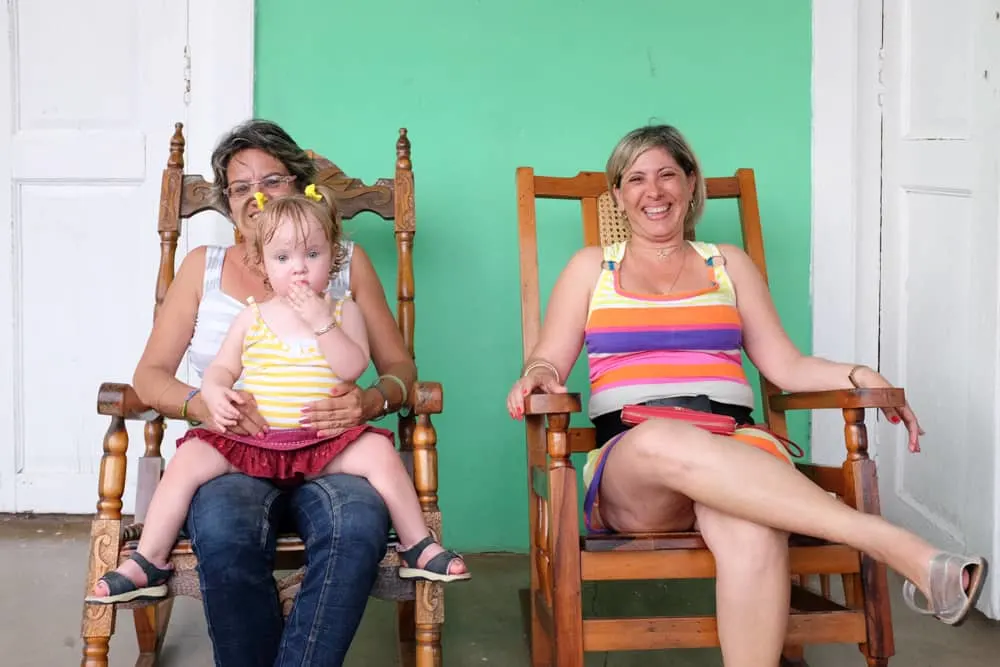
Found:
[582,530,831,552]
[114,515,436,611]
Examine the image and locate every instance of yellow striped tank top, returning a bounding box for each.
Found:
[240,297,343,429]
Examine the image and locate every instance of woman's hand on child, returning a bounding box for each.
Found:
[302,382,365,436]
[287,283,334,332]
[201,382,246,431]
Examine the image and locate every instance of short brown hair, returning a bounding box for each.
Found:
[605,125,706,236]
[210,119,317,217]
[247,184,346,279]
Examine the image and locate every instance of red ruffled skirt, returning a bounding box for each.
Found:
[177,425,395,481]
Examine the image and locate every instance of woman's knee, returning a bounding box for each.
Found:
[623,419,702,477]
[697,505,788,570]
[187,473,281,562]
[294,474,390,554]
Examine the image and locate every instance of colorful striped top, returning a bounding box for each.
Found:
[240,297,344,429]
[584,240,753,419]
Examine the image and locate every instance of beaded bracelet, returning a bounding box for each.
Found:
[180,388,202,426]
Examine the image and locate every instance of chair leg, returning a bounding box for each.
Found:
[133,599,174,667]
[857,558,894,666]
[82,517,124,667]
[529,578,552,667]
[414,581,443,667]
[780,644,808,666]
[779,650,809,667]
[81,635,111,667]
[396,599,416,667]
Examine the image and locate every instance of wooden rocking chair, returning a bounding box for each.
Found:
[80,123,446,667]
[515,166,903,666]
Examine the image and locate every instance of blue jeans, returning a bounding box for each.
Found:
[186,472,390,667]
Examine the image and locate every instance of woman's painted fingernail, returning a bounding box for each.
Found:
[890,416,900,424]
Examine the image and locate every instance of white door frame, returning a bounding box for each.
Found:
[0,0,254,514]
[810,0,885,465]
[184,0,257,254]
[0,5,16,512]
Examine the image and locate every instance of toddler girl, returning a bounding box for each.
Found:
[88,185,469,604]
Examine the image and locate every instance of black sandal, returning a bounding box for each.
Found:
[398,536,471,583]
[85,552,173,605]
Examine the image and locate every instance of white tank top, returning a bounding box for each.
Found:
[187,240,355,383]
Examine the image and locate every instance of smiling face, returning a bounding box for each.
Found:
[613,147,696,243]
[225,148,299,241]
[261,213,334,297]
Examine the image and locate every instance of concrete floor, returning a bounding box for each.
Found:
[1,514,998,666]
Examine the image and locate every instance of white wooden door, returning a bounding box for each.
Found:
[0,0,189,512]
[879,0,1000,618]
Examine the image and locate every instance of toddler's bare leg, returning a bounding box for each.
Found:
[321,432,467,576]
[91,439,234,595]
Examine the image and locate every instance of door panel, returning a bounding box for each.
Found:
[879,0,1000,617]
[0,0,188,511]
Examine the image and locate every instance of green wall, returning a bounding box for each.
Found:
[255,0,812,552]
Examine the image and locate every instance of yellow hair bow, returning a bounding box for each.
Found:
[254,191,268,211]
[304,183,323,202]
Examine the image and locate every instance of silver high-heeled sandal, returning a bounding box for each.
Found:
[902,552,988,626]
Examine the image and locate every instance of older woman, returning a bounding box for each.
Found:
[129,119,433,666]
[506,124,987,667]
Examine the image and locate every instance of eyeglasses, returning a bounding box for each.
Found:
[225,174,297,199]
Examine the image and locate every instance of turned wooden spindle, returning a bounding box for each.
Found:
[167,122,185,168]
[545,413,571,466]
[396,127,412,171]
[81,637,110,667]
[143,416,164,459]
[842,407,869,461]
[396,231,416,357]
[155,125,185,318]
[414,622,441,667]
[96,418,130,519]
[412,415,439,512]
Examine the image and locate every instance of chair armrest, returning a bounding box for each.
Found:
[769,388,904,412]
[409,381,443,415]
[523,392,583,416]
[97,382,160,421]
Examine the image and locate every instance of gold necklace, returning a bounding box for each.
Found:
[656,245,682,260]
[661,244,688,294]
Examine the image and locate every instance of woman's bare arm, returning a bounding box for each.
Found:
[131,246,206,417]
[202,305,253,391]
[505,246,601,418]
[349,245,416,417]
[721,243,864,392]
[521,245,603,380]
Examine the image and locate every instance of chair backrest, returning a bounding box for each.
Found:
[154,122,418,360]
[152,123,419,451]
[515,167,782,449]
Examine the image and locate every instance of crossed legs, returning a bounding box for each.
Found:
[597,419,943,666]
